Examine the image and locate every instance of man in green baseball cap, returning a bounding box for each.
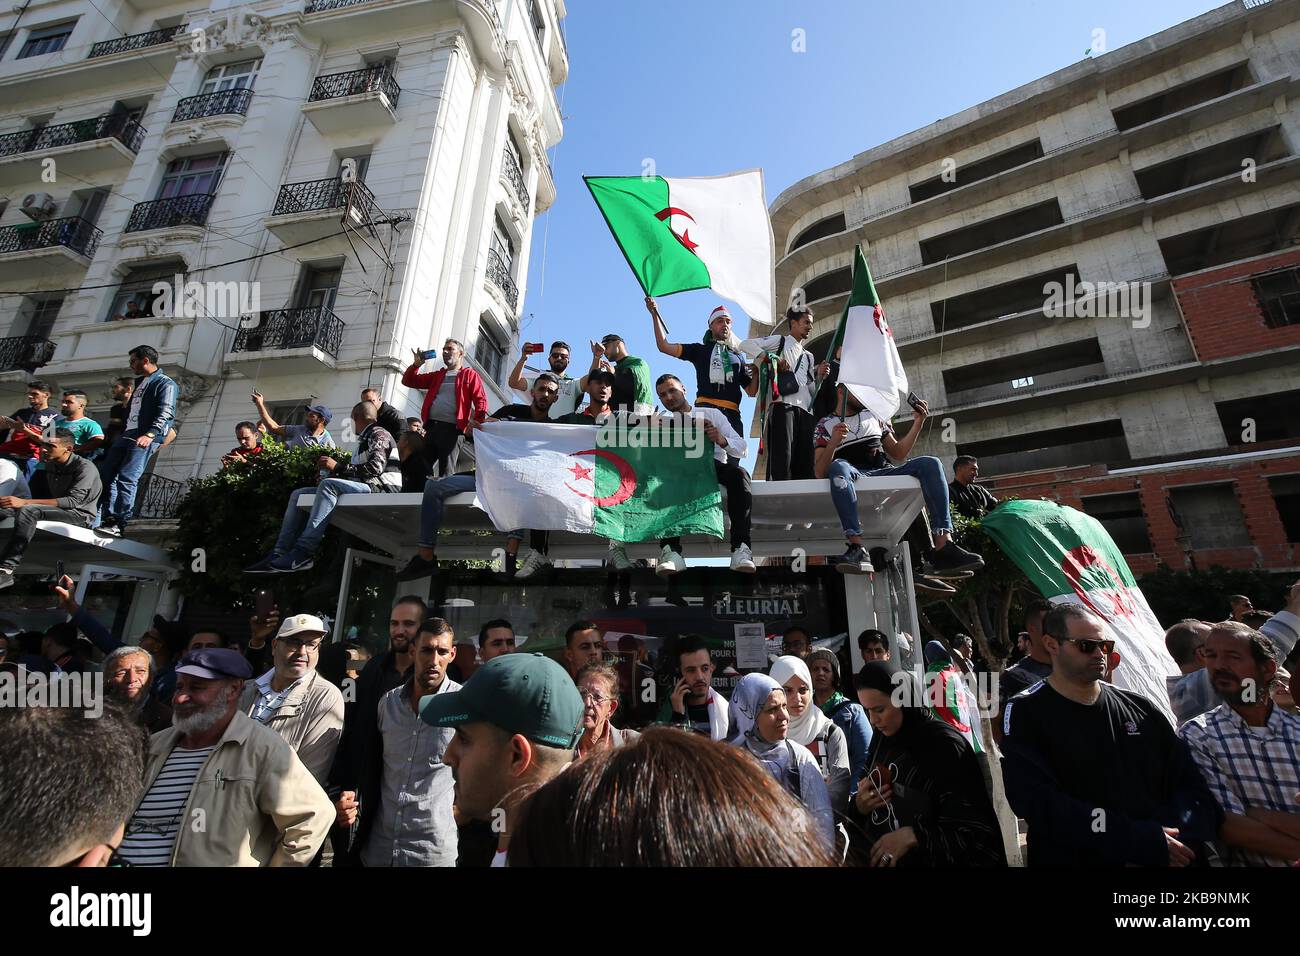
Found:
[421,653,583,866]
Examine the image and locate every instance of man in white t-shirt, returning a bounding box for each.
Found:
[813,385,983,584]
[740,306,818,480]
[507,340,582,419]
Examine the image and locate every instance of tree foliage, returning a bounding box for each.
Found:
[1136,564,1292,627]
[172,444,354,610]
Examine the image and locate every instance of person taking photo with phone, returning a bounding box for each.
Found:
[507,341,582,418]
[402,338,488,478]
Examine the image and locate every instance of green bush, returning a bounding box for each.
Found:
[1136,564,1292,627]
[172,443,353,609]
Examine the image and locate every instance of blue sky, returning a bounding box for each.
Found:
[521,0,1222,454]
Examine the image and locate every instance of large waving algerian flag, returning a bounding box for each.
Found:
[584,170,774,323]
[824,245,909,421]
[472,419,723,543]
[981,499,1179,725]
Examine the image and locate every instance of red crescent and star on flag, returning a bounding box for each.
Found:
[564,449,637,507]
[654,206,700,254]
[873,304,893,338]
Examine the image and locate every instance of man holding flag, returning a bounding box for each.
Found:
[648,297,752,440]
[739,306,818,481]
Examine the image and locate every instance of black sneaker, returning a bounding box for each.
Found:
[914,574,957,595]
[834,544,872,574]
[923,563,976,581]
[926,542,984,575]
[396,553,438,581]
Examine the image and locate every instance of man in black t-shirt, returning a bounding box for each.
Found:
[948,455,999,520]
[648,296,753,440]
[656,635,729,741]
[1002,604,1221,867]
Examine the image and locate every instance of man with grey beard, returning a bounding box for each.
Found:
[117,649,333,866]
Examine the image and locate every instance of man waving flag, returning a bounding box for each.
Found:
[585,170,774,323]
[823,245,909,421]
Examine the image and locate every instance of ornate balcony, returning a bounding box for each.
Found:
[0,113,145,187]
[302,64,399,135]
[0,336,57,373]
[88,25,182,58]
[486,248,518,311]
[0,216,101,281]
[124,194,216,233]
[501,147,529,209]
[135,473,186,520]
[229,306,345,372]
[266,178,376,246]
[305,0,373,11]
[172,88,254,123]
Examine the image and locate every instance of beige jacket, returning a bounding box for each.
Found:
[238,669,345,786]
[142,710,334,866]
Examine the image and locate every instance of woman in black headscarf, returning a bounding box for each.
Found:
[846,662,1006,867]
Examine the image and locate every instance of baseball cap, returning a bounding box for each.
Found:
[599,333,624,345]
[276,613,327,639]
[587,368,616,386]
[175,648,253,680]
[307,404,333,425]
[419,653,584,748]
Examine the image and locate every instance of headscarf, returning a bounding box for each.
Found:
[855,661,932,739]
[728,673,792,777]
[806,648,848,715]
[770,655,833,747]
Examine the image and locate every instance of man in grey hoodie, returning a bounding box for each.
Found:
[0,429,101,589]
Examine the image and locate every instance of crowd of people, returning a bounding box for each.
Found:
[2,303,1299,870]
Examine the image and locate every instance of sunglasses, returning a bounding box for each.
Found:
[1058,637,1116,656]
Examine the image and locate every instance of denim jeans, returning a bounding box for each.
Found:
[98,436,161,528]
[275,479,371,556]
[418,474,476,548]
[827,455,953,539]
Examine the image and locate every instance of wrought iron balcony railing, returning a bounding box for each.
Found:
[0,113,145,158]
[304,0,374,13]
[309,64,400,108]
[0,336,57,373]
[0,216,101,259]
[135,473,185,519]
[486,248,518,311]
[271,178,376,223]
[501,147,529,209]
[88,25,182,58]
[124,193,216,233]
[172,88,254,123]
[231,307,345,359]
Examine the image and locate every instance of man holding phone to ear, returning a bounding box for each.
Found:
[657,635,729,741]
[402,339,487,479]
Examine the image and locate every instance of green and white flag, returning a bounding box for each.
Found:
[824,245,909,421]
[472,420,723,543]
[584,170,774,323]
[982,499,1179,724]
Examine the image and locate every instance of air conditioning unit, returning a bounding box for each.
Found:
[20,192,58,221]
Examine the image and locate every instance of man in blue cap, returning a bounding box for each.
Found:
[251,390,336,450]
[421,653,584,867]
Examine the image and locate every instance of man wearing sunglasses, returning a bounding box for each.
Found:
[1001,604,1221,867]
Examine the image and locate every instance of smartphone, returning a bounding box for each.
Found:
[906,391,925,412]
[524,342,544,355]
[420,348,439,361]
[55,560,64,583]
[253,588,275,621]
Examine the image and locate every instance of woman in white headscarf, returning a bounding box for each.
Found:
[728,673,835,851]
[771,655,851,810]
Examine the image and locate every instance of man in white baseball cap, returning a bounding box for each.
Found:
[238,613,344,786]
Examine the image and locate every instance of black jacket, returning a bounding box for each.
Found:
[376,402,406,443]
[44,454,102,524]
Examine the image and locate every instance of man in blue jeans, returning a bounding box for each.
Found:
[97,346,177,537]
[246,401,402,574]
[813,385,982,584]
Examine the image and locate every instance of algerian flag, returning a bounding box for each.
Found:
[981,499,1179,724]
[584,170,774,323]
[472,419,723,542]
[826,245,909,421]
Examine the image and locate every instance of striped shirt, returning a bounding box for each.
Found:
[117,745,216,866]
[1179,703,1300,866]
[248,670,302,724]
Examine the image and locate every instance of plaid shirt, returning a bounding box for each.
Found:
[1179,702,1300,866]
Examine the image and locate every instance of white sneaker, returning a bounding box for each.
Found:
[607,541,634,571]
[730,544,756,573]
[514,549,552,580]
[656,545,684,576]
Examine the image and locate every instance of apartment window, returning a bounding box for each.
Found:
[1215,389,1300,444]
[294,263,342,312]
[106,261,187,321]
[957,419,1131,476]
[801,267,852,303]
[789,213,847,254]
[267,400,309,427]
[200,58,261,94]
[16,297,63,340]
[475,317,508,384]
[491,216,515,271]
[158,153,226,199]
[527,0,546,48]
[335,150,371,183]
[19,21,76,58]
[70,187,110,225]
[1011,377,1034,389]
[1167,485,1251,549]
[1268,475,1300,543]
[1081,492,1152,553]
[1254,268,1300,329]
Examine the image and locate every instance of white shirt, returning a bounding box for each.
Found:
[739,334,815,411]
[662,405,748,464]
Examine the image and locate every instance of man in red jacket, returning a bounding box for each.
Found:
[402,339,488,478]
